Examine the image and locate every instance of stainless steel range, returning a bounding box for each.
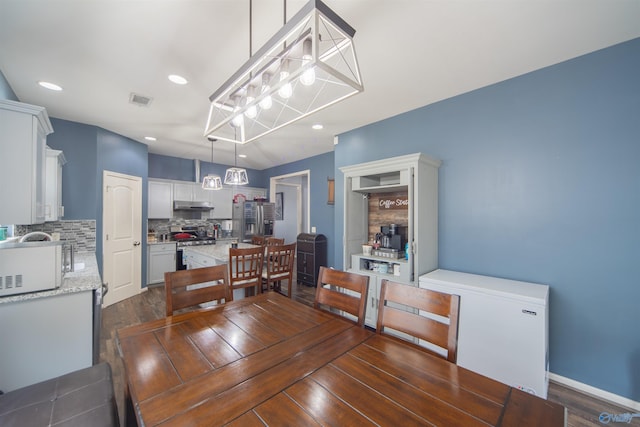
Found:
[174,227,216,270]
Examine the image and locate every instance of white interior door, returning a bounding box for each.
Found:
[102,171,142,307]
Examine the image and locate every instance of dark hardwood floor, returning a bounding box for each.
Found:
[101,282,637,427]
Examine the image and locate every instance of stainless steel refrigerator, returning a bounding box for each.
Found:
[232,201,275,242]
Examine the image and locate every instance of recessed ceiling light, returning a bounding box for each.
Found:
[38,81,62,91]
[238,154,247,158]
[168,74,188,85]
[312,124,323,130]
[144,136,157,141]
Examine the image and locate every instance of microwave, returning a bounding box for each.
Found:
[0,241,65,297]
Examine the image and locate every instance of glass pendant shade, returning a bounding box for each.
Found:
[224,140,249,186]
[224,167,249,185]
[205,0,363,144]
[202,138,223,190]
[202,174,223,190]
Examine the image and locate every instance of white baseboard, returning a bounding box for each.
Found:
[549,373,640,411]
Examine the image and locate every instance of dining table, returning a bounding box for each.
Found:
[116,292,566,426]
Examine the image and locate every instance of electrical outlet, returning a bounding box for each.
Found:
[311,226,316,233]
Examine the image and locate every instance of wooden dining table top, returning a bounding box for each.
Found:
[116,292,566,427]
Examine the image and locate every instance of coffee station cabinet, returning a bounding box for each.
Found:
[340,153,440,328]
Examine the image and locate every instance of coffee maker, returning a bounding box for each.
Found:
[374,224,407,258]
[379,224,405,250]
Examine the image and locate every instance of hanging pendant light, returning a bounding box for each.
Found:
[224,134,249,185]
[204,0,363,144]
[202,138,223,190]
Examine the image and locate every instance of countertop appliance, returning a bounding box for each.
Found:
[419,269,549,398]
[0,241,64,296]
[233,201,275,243]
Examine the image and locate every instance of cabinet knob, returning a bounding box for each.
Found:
[133,241,141,246]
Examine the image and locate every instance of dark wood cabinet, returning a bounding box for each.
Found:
[296,233,327,286]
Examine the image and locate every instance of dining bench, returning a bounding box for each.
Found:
[0,362,119,426]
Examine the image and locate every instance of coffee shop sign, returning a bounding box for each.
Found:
[379,197,409,210]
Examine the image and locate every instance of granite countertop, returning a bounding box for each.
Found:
[184,242,258,263]
[0,252,102,304]
[147,241,177,246]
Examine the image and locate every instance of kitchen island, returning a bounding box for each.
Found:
[0,252,102,392]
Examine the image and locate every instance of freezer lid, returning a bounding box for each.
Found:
[419,269,549,305]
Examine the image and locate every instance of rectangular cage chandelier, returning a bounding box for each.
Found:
[204,0,363,144]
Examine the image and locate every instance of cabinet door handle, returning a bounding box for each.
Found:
[133,241,141,246]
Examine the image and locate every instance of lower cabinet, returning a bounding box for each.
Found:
[0,291,93,392]
[147,243,176,285]
[349,254,413,329]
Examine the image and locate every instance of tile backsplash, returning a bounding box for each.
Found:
[17,220,96,252]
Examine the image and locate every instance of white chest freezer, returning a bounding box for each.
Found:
[419,269,549,398]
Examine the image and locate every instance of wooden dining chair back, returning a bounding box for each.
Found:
[377,279,460,363]
[265,237,284,246]
[314,267,370,327]
[164,265,230,316]
[251,235,266,246]
[228,246,265,299]
[261,242,296,297]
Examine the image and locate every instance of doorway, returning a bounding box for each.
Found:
[102,171,142,307]
[270,170,310,244]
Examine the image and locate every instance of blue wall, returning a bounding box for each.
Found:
[47,118,99,220]
[0,70,17,101]
[149,152,269,188]
[336,38,640,401]
[266,151,335,263]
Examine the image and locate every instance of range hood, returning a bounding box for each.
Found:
[173,200,214,211]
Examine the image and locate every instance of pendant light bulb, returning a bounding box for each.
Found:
[259,73,273,110]
[231,95,244,127]
[244,85,257,119]
[278,60,293,99]
[300,38,316,86]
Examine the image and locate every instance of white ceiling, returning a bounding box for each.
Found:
[1,0,639,170]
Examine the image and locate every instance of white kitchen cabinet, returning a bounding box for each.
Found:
[147,243,176,284]
[45,148,65,221]
[208,187,233,219]
[173,181,210,203]
[419,269,550,398]
[148,179,173,219]
[173,181,195,201]
[0,290,93,392]
[0,99,54,225]
[349,254,411,328]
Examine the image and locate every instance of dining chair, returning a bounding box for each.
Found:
[228,246,264,299]
[164,265,230,316]
[261,242,296,297]
[314,266,370,327]
[251,235,266,246]
[265,237,284,246]
[377,279,460,363]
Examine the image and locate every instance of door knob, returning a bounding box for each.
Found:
[133,241,141,246]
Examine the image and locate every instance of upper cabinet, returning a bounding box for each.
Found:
[45,148,66,221]
[173,181,209,203]
[0,100,54,225]
[147,179,263,220]
[148,179,173,219]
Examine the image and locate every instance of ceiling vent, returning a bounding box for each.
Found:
[129,93,153,107]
